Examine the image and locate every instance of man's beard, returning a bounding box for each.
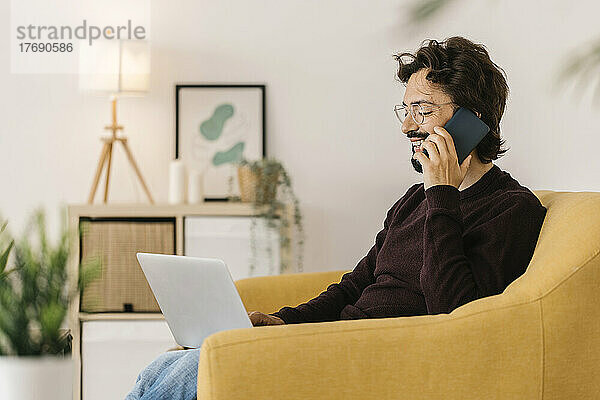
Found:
[408,130,429,174]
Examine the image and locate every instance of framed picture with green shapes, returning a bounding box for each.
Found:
[175,84,266,201]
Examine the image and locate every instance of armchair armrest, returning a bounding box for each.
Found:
[198,297,542,399]
[234,270,349,314]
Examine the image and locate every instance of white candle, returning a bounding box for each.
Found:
[188,169,205,204]
[168,159,186,204]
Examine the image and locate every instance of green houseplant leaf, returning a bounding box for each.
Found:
[408,0,456,25]
[0,221,14,276]
[0,208,101,356]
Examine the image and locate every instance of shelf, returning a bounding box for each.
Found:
[79,312,164,321]
[68,202,284,218]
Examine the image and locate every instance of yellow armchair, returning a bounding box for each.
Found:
[197,190,600,399]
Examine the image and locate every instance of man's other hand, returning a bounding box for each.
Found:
[248,311,285,326]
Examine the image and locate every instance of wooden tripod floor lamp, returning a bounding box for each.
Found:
[80,39,154,204]
[88,96,154,204]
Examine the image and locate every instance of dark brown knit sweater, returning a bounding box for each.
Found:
[270,164,547,324]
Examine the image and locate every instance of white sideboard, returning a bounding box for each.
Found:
[68,202,292,400]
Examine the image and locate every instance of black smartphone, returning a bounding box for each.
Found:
[442,107,490,164]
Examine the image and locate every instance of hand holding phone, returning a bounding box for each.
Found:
[442,107,490,164]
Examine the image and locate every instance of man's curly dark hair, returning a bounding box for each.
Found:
[394,36,510,163]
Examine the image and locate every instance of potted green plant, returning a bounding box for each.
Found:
[0,209,100,400]
[229,157,305,276]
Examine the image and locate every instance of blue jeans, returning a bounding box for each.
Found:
[124,348,200,400]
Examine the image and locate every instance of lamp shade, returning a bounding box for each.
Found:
[79,39,150,95]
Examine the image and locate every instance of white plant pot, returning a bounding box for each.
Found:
[0,355,73,400]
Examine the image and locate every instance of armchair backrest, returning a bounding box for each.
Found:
[502,190,600,301]
[453,190,600,400]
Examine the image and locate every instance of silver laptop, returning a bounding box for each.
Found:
[136,253,253,348]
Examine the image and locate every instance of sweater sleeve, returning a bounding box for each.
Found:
[420,184,547,315]
[269,195,406,324]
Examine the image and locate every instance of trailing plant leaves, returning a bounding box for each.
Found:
[235,157,305,274]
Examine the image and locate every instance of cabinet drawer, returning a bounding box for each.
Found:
[80,218,176,312]
[81,320,177,400]
[184,216,280,281]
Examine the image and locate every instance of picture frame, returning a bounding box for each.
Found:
[175,84,266,201]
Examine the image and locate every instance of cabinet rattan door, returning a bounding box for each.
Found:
[80,218,175,312]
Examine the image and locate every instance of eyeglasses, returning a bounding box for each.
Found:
[393,102,455,126]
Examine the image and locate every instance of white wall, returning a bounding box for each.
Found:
[1,0,599,273]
